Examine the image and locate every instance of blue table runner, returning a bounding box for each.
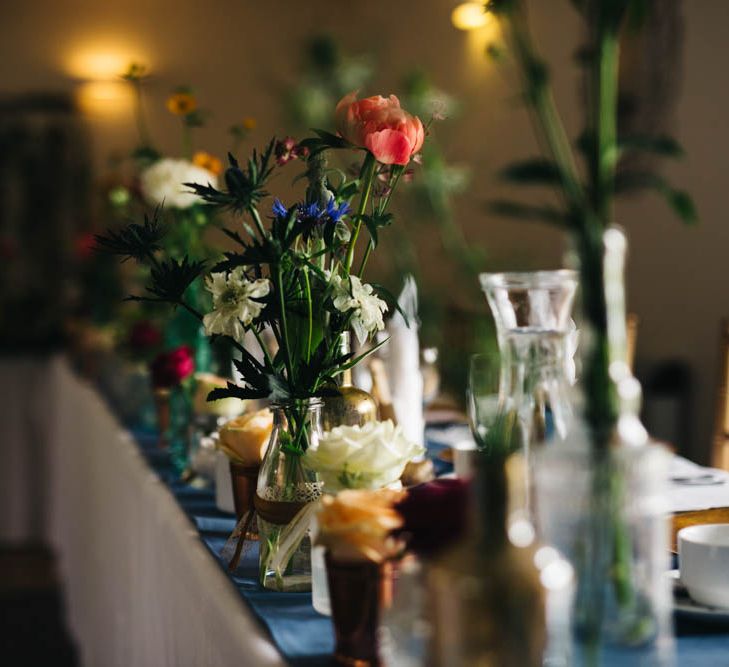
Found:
[130,426,729,666]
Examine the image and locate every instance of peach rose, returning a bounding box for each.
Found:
[335,92,424,166]
[316,489,406,563]
[218,409,273,465]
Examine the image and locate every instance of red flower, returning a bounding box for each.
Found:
[74,232,96,261]
[274,137,308,166]
[394,478,470,558]
[150,346,195,388]
[335,92,424,166]
[129,320,162,352]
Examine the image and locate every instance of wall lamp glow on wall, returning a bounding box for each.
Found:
[451,2,492,31]
[65,43,147,118]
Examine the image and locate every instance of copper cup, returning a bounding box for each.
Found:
[229,461,260,524]
[325,553,392,667]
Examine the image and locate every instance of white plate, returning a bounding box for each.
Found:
[669,570,729,624]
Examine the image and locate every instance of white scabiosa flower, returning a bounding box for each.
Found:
[203,268,270,342]
[330,273,388,344]
[140,158,217,209]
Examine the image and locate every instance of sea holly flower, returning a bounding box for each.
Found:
[203,267,271,342]
[335,92,424,166]
[329,273,387,344]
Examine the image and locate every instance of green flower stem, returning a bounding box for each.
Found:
[505,7,585,215]
[593,25,620,223]
[276,264,294,386]
[177,299,204,323]
[302,268,313,363]
[182,121,193,160]
[252,326,276,372]
[357,165,404,278]
[344,152,376,272]
[248,206,267,240]
[495,3,635,657]
[132,79,152,149]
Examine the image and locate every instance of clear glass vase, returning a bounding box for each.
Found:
[478,270,578,524]
[534,227,675,665]
[256,399,323,591]
[535,439,674,665]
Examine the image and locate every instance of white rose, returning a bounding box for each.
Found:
[140,158,217,209]
[303,420,424,492]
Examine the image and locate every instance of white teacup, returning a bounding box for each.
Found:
[678,523,729,608]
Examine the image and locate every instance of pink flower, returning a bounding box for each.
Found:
[274,137,308,166]
[335,92,425,166]
[150,346,195,388]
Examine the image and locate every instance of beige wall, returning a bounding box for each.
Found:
[2,1,726,461]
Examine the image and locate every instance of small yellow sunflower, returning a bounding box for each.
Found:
[166,92,197,116]
[241,116,257,130]
[193,151,223,175]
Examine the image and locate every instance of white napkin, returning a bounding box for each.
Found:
[385,276,424,446]
[668,456,729,513]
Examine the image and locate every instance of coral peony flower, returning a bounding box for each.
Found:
[150,346,195,388]
[335,92,425,166]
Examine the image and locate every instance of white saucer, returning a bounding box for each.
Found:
[668,570,729,624]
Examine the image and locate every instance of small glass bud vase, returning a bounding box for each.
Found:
[256,399,323,592]
[479,270,578,524]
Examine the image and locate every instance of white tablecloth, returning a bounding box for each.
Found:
[1,356,284,667]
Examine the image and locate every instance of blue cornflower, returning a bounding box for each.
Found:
[272,198,288,218]
[302,202,322,219]
[326,198,350,223]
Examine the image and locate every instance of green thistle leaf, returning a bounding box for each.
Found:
[499,158,563,186]
[94,209,166,262]
[488,200,569,227]
[146,257,206,303]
